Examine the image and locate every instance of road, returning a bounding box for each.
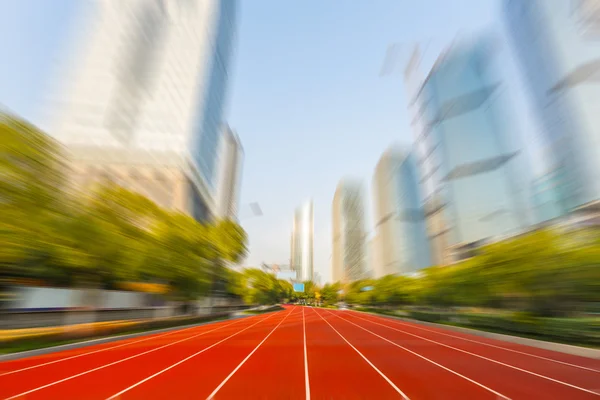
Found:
[1,305,599,399]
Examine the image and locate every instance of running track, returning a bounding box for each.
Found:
[1,306,599,399]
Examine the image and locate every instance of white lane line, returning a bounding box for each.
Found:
[105,311,280,400]
[5,316,252,400]
[0,321,212,377]
[205,308,295,400]
[346,311,600,397]
[326,310,510,399]
[303,307,311,400]
[354,310,600,374]
[313,308,410,399]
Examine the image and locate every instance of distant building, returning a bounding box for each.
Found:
[504,0,600,217]
[404,48,452,266]
[370,234,383,278]
[47,0,238,222]
[332,180,367,283]
[531,169,566,225]
[312,271,321,286]
[215,125,243,220]
[290,201,314,282]
[372,146,431,277]
[404,38,530,262]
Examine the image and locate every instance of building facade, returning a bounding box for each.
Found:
[332,180,367,283]
[372,146,431,277]
[404,47,451,266]
[47,0,238,221]
[290,201,314,282]
[405,38,530,262]
[504,0,600,215]
[531,169,566,225]
[215,125,243,220]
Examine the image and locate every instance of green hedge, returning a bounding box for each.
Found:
[406,310,600,346]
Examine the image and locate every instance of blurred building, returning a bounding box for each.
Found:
[370,234,383,277]
[404,38,530,262]
[332,180,367,283]
[215,125,243,220]
[47,0,238,222]
[404,48,452,266]
[372,146,431,277]
[504,0,600,219]
[531,170,565,225]
[313,271,321,286]
[276,268,298,283]
[290,201,314,282]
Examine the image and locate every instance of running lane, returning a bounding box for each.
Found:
[335,309,600,399]
[314,307,502,400]
[0,313,276,400]
[212,305,306,399]
[305,307,403,399]
[102,307,294,400]
[349,310,600,381]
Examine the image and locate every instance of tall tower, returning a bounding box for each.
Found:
[504,0,600,219]
[215,124,243,220]
[332,179,367,283]
[46,0,238,221]
[405,36,531,262]
[372,146,431,277]
[290,201,314,282]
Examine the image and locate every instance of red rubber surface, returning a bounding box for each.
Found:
[1,305,599,399]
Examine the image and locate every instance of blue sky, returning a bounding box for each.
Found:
[0,1,541,283]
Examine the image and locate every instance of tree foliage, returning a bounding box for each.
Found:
[340,227,600,316]
[0,113,247,301]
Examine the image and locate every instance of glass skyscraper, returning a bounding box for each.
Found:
[406,37,530,260]
[332,180,367,283]
[291,201,314,282]
[372,146,431,277]
[48,0,238,222]
[504,0,600,214]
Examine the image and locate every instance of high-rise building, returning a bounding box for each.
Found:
[332,180,367,283]
[290,201,314,282]
[531,170,565,225]
[372,146,431,277]
[504,0,600,217]
[47,0,238,222]
[405,38,530,262]
[369,234,382,278]
[404,48,451,266]
[215,124,243,220]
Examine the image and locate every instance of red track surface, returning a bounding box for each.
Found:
[1,306,599,399]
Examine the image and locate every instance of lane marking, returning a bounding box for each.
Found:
[312,307,410,399]
[105,311,280,400]
[303,307,311,400]
[326,310,510,399]
[206,308,295,400]
[0,321,216,377]
[345,311,600,397]
[5,315,259,400]
[353,310,600,374]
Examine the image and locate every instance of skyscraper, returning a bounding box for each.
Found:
[405,37,530,262]
[215,124,243,220]
[404,47,451,266]
[290,201,314,282]
[372,146,431,277]
[47,0,238,222]
[504,0,600,217]
[332,180,367,283]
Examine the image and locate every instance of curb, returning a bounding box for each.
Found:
[354,310,600,360]
[0,313,249,362]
